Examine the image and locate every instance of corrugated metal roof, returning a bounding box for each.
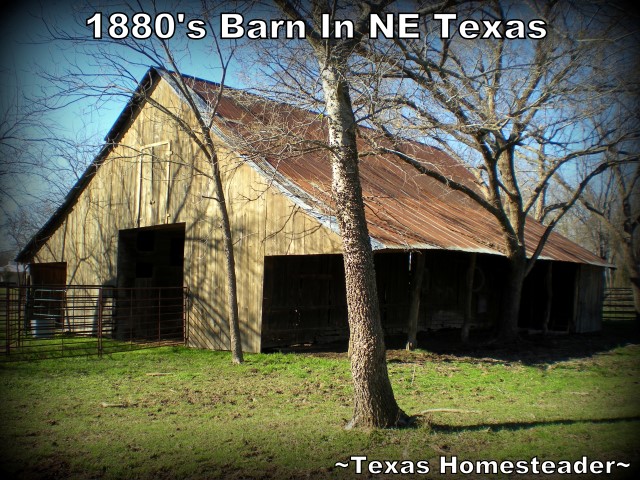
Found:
[173,70,606,267]
[17,67,606,267]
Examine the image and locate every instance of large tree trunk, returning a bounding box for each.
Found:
[318,61,407,429]
[498,250,527,342]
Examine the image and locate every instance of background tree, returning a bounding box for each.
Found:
[362,0,640,340]
[1,83,97,258]
[563,151,640,318]
[590,166,638,317]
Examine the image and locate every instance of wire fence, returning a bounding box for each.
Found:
[1,284,187,362]
[2,284,634,361]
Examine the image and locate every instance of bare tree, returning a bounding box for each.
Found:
[271,0,410,428]
[552,97,640,317]
[1,85,96,257]
[38,1,247,362]
[362,0,640,340]
[570,155,640,318]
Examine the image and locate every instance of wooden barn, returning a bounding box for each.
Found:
[16,67,607,352]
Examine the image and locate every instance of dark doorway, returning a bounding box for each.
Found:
[548,262,577,331]
[115,223,185,341]
[260,252,416,350]
[261,254,348,349]
[27,262,67,337]
[29,262,66,286]
[520,261,577,332]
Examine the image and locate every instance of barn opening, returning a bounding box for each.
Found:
[260,251,468,350]
[261,251,581,351]
[519,260,577,332]
[261,254,348,349]
[27,262,67,338]
[115,223,186,342]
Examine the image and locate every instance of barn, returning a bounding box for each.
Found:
[15,67,607,352]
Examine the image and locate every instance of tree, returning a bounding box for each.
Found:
[272,0,409,428]
[1,84,96,257]
[39,1,247,362]
[362,0,640,340]
[592,167,639,317]
[568,149,640,318]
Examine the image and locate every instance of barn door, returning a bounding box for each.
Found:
[116,224,185,342]
[28,262,67,336]
[136,142,171,227]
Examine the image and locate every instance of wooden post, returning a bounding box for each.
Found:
[461,253,477,344]
[184,287,189,345]
[4,287,9,356]
[542,262,553,334]
[97,287,103,358]
[406,251,426,351]
[158,288,162,341]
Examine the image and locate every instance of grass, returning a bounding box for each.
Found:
[1,323,639,479]
[1,336,180,362]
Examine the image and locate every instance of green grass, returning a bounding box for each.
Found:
[1,336,639,479]
[0,336,147,361]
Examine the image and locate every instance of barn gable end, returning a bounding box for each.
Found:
[19,71,342,353]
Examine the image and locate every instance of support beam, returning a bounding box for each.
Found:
[461,253,477,343]
[406,251,426,350]
[542,262,553,334]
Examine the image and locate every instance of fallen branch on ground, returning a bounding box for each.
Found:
[100,402,129,408]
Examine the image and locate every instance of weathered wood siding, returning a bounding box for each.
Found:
[30,77,342,353]
[573,264,604,333]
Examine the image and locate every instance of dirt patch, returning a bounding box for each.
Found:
[21,456,71,480]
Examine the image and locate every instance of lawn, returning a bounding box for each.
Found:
[0,322,639,479]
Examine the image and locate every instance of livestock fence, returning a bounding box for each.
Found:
[602,288,636,321]
[1,284,188,361]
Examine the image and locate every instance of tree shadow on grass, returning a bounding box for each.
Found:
[424,415,640,434]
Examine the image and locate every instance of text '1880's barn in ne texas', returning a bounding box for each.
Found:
[16,67,608,352]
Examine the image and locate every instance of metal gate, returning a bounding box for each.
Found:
[1,284,188,361]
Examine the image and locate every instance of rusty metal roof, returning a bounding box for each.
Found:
[170,70,606,267]
[17,67,607,267]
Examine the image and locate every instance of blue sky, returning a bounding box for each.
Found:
[0,1,253,254]
[1,1,249,140]
[2,1,123,137]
